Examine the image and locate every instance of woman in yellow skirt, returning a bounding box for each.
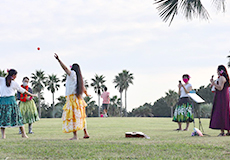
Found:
[54,53,90,140]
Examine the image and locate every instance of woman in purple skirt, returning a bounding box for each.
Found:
[210,65,230,136]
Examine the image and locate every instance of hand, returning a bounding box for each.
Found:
[54,53,59,60]
[32,94,37,97]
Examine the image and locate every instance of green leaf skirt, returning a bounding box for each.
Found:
[172,97,194,123]
[19,100,40,124]
[0,96,24,128]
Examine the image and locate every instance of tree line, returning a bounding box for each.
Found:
[128,85,214,118]
[0,69,134,118]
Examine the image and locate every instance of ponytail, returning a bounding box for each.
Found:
[5,69,17,87]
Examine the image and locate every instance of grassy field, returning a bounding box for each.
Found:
[1,117,230,159]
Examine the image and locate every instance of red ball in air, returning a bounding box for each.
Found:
[37,47,40,50]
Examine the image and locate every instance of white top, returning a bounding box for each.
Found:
[65,70,77,96]
[180,83,192,98]
[0,77,26,97]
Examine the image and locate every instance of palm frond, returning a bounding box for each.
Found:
[155,0,179,25]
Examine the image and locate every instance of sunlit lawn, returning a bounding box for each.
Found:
[0,117,230,159]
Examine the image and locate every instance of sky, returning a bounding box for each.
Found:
[0,0,230,111]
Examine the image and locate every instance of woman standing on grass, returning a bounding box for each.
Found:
[210,65,230,136]
[0,69,37,139]
[172,74,193,131]
[54,53,90,140]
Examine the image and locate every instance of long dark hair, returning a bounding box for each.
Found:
[71,63,84,97]
[5,69,17,87]
[218,65,230,86]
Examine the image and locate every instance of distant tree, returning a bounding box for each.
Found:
[113,73,125,117]
[54,96,66,118]
[61,73,67,86]
[164,90,179,117]
[91,74,106,117]
[152,97,171,117]
[129,103,154,117]
[31,70,47,118]
[122,70,134,117]
[84,96,98,117]
[0,70,7,77]
[196,85,214,104]
[46,74,61,118]
[109,95,121,117]
[84,78,89,89]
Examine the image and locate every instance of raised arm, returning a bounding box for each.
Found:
[54,53,71,76]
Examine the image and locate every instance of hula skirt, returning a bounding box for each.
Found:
[62,94,87,133]
[0,96,24,128]
[172,97,194,123]
[19,100,40,124]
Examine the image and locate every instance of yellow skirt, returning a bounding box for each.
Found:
[62,94,87,133]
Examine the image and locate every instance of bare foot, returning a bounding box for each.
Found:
[183,129,188,131]
[69,137,78,140]
[22,135,29,138]
[2,136,6,139]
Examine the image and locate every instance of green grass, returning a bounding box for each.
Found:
[1,118,230,159]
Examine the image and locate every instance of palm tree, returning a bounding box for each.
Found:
[164,90,179,117]
[84,78,89,89]
[46,74,61,118]
[109,95,121,117]
[61,73,67,86]
[31,70,47,118]
[84,96,98,117]
[154,0,225,25]
[0,70,7,77]
[113,73,125,117]
[91,74,106,117]
[122,70,134,117]
[54,96,66,118]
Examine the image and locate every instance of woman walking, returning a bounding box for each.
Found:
[54,53,90,140]
[173,74,193,131]
[0,69,37,139]
[210,65,230,136]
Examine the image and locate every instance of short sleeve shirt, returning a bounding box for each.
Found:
[65,71,77,96]
[180,83,192,98]
[0,77,26,97]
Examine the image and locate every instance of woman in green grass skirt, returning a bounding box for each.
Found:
[0,69,37,139]
[17,77,40,134]
[172,74,193,131]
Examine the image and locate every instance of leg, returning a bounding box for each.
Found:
[177,122,182,130]
[1,128,6,139]
[19,128,22,134]
[83,128,90,139]
[184,122,190,131]
[28,123,33,134]
[69,131,78,140]
[19,126,28,138]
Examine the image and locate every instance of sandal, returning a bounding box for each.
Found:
[217,133,225,137]
[83,136,90,139]
[226,133,230,136]
[174,128,182,131]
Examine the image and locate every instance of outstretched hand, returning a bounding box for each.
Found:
[54,53,59,60]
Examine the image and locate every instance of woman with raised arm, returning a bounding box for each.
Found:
[54,53,90,140]
[0,69,37,139]
[210,65,230,136]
